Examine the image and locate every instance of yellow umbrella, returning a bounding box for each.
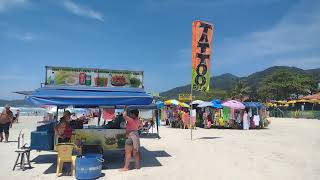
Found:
[164,99,180,106]
[179,102,190,108]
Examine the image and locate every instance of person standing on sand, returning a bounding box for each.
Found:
[0,105,13,142]
[120,106,143,171]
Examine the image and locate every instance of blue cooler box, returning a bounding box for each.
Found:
[30,131,54,150]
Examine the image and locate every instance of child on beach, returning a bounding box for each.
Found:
[120,106,143,171]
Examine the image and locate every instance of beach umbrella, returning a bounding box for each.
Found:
[211,100,223,109]
[243,102,265,109]
[156,101,164,108]
[197,101,213,108]
[222,100,245,109]
[191,100,204,105]
[179,102,190,108]
[164,99,180,106]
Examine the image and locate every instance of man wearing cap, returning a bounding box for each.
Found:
[0,105,13,142]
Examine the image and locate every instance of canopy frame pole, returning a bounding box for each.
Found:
[56,106,59,121]
[156,109,160,139]
[97,108,102,126]
[190,86,193,140]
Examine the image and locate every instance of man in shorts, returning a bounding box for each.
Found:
[0,105,13,143]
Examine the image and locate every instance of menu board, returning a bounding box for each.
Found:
[45,66,144,88]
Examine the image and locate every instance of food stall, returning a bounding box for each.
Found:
[24,66,154,153]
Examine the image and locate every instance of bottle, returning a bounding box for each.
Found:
[79,72,85,85]
[85,74,91,86]
[51,72,55,85]
[95,73,100,87]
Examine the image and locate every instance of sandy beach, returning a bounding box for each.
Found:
[0,116,319,180]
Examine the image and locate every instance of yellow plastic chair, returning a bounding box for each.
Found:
[56,143,77,177]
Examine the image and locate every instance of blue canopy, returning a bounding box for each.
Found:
[117,104,158,110]
[243,102,265,109]
[26,86,153,107]
[210,99,223,109]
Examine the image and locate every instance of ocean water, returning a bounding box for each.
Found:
[0,107,47,116]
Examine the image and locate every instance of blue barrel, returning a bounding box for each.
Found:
[76,153,104,180]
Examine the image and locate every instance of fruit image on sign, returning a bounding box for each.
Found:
[45,66,144,89]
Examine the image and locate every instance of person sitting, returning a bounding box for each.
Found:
[54,111,72,143]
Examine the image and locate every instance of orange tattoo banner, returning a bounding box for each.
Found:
[191,20,213,92]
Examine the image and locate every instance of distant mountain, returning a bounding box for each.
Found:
[0,99,30,107]
[160,66,320,99]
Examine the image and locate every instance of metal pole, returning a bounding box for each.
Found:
[190,87,193,140]
[97,108,102,126]
[56,106,59,121]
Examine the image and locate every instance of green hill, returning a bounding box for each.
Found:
[0,99,30,107]
[160,66,320,99]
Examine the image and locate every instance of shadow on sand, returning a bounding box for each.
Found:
[103,146,171,170]
[31,146,171,174]
[140,133,161,139]
[196,136,222,140]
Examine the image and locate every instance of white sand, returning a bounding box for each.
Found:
[0,116,320,180]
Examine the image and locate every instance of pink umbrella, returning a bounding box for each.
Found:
[222,100,245,109]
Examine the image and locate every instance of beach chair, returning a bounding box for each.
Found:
[13,130,32,171]
[139,121,152,135]
[56,143,77,177]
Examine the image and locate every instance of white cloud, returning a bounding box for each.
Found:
[273,57,320,70]
[6,32,36,41]
[0,0,28,12]
[0,75,27,80]
[214,0,320,66]
[62,0,104,21]
[177,0,320,72]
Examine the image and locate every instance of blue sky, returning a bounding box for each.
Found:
[0,0,319,99]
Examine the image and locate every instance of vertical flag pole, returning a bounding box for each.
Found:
[190,85,193,140]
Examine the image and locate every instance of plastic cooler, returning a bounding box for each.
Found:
[76,153,104,180]
[30,131,54,150]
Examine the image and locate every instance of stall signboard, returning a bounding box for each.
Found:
[45,66,144,88]
[191,20,213,92]
[72,129,126,151]
[178,94,192,101]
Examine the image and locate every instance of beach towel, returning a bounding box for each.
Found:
[103,109,115,120]
[223,108,229,121]
[253,115,260,126]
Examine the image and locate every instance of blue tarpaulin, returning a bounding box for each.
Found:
[26,86,153,107]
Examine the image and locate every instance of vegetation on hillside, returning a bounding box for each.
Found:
[160,66,320,102]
